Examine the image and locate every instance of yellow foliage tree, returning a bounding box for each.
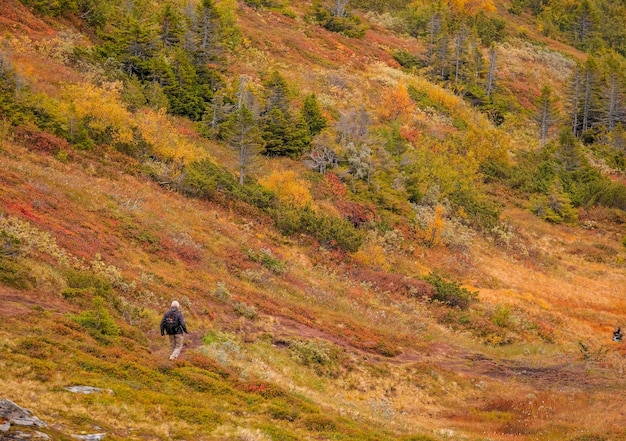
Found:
[448,0,495,16]
[136,108,201,164]
[260,170,313,208]
[424,204,445,248]
[379,80,415,123]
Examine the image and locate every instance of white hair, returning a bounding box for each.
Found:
[171,300,180,308]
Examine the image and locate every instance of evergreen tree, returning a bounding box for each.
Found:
[260,71,310,156]
[191,0,224,68]
[301,93,327,137]
[159,3,184,48]
[221,78,263,184]
[572,0,599,51]
[263,70,291,114]
[158,49,206,120]
[533,85,561,146]
[116,16,160,79]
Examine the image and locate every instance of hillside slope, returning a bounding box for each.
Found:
[1,0,626,440]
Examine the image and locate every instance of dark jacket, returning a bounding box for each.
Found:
[160,307,188,336]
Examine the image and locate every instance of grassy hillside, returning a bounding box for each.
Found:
[1,0,626,440]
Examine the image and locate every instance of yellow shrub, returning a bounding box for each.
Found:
[351,242,390,271]
[62,82,134,145]
[136,108,202,164]
[260,170,313,208]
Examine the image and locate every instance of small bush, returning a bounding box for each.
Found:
[213,282,231,302]
[233,301,258,319]
[71,297,121,342]
[267,403,300,421]
[422,272,477,309]
[289,339,344,377]
[302,414,337,432]
[311,2,367,38]
[0,253,34,290]
[247,248,286,273]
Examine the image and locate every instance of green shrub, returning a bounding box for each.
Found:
[71,297,121,342]
[247,248,286,273]
[289,339,344,377]
[261,424,301,441]
[271,206,363,252]
[0,257,33,289]
[302,413,337,432]
[311,1,367,38]
[422,272,477,309]
[266,402,300,421]
[179,159,275,209]
[391,49,422,69]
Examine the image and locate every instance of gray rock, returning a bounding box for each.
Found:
[0,422,10,432]
[71,434,106,440]
[0,399,46,428]
[63,386,111,395]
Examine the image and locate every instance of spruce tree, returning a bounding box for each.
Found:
[301,93,327,137]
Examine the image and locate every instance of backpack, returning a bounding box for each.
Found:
[164,310,180,335]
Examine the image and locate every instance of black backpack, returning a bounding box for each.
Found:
[164,310,180,335]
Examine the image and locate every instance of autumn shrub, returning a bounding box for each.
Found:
[349,267,435,299]
[260,170,313,208]
[266,402,300,421]
[302,413,338,432]
[338,199,378,227]
[13,126,69,155]
[271,206,363,252]
[247,247,286,273]
[233,301,258,319]
[422,272,477,309]
[70,297,121,343]
[310,1,367,38]
[289,339,345,378]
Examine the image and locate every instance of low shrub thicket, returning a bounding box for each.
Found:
[422,272,477,309]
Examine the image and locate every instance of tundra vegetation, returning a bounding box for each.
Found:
[1,0,626,439]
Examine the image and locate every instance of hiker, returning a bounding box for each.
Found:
[160,300,188,360]
[613,327,623,342]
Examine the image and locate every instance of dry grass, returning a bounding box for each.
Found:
[1,2,626,440]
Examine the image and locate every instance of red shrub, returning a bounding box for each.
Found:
[14,126,69,155]
[349,267,435,300]
[337,200,378,227]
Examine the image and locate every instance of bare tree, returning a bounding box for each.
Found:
[534,85,560,146]
[485,44,497,98]
[600,71,626,131]
[330,0,350,17]
[304,132,339,174]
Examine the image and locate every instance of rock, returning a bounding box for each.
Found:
[0,422,10,432]
[71,434,106,440]
[0,399,46,428]
[63,386,111,395]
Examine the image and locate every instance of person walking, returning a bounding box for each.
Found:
[160,300,188,360]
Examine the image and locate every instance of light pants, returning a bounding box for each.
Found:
[168,334,184,360]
